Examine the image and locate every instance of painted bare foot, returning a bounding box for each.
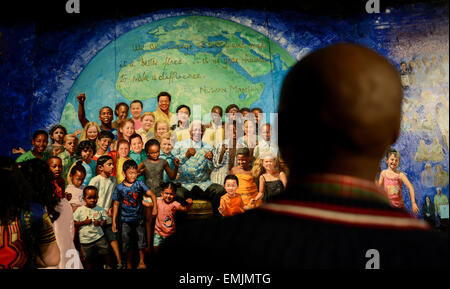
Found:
[137,263,147,269]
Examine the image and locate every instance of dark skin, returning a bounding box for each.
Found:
[77,93,114,131]
[185,123,214,161]
[74,189,106,228]
[220,124,237,164]
[137,144,180,179]
[31,134,48,158]
[74,188,112,269]
[278,43,403,182]
[230,154,252,176]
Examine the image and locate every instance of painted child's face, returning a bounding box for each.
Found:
[237,154,249,170]
[262,124,271,141]
[52,128,65,144]
[160,138,173,154]
[101,159,114,175]
[124,167,138,184]
[211,108,222,124]
[86,126,98,141]
[387,154,399,170]
[162,188,176,204]
[120,121,135,139]
[225,124,237,140]
[64,137,78,155]
[147,144,160,161]
[48,158,63,178]
[142,115,155,131]
[81,147,94,162]
[243,121,255,136]
[252,109,262,123]
[118,142,130,159]
[117,105,129,121]
[130,103,143,119]
[177,107,190,124]
[99,108,113,124]
[242,111,249,118]
[97,137,112,152]
[130,137,143,153]
[262,157,276,172]
[156,123,169,138]
[71,170,86,188]
[158,96,170,111]
[130,137,144,153]
[84,189,98,208]
[227,107,239,121]
[224,179,238,197]
[32,134,48,153]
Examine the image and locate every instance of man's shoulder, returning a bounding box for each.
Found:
[160,207,449,269]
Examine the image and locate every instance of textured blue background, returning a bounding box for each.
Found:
[0,3,448,217]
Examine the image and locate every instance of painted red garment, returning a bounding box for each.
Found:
[53,176,66,199]
[382,171,405,209]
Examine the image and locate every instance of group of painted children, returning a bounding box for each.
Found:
[12,94,290,269]
[13,89,432,269]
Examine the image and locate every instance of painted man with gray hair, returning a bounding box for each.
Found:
[171,120,226,215]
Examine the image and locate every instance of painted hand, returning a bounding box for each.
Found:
[77,93,86,104]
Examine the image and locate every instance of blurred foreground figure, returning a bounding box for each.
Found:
[157,43,448,269]
[0,157,60,269]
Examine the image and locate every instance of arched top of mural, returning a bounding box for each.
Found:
[60,15,297,133]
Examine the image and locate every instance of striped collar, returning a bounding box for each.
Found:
[297,174,391,205]
[259,174,430,231]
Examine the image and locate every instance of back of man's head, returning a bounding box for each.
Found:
[279,43,402,180]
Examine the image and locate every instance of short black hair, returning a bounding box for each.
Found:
[97,155,113,169]
[240,107,250,113]
[211,106,223,113]
[32,129,48,140]
[76,140,97,157]
[176,104,191,115]
[145,138,160,154]
[130,133,142,143]
[49,124,67,143]
[251,107,263,113]
[224,174,239,186]
[131,100,143,108]
[114,102,129,116]
[83,185,98,197]
[122,159,138,174]
[225,104,240,113]
[236,147,250,157]
[97,130,115,141]
[99,106,113,115]
[157,91,172,102]
[47,156,62,164]
[161,182,176,192]
[70,161,87,176]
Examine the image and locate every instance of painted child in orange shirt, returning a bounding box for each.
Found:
[218,174,245,217]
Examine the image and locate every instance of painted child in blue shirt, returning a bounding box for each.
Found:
[128,133,147,183]
[159,132,176,183]
[112,159,157,269]
[75,140,97,186]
